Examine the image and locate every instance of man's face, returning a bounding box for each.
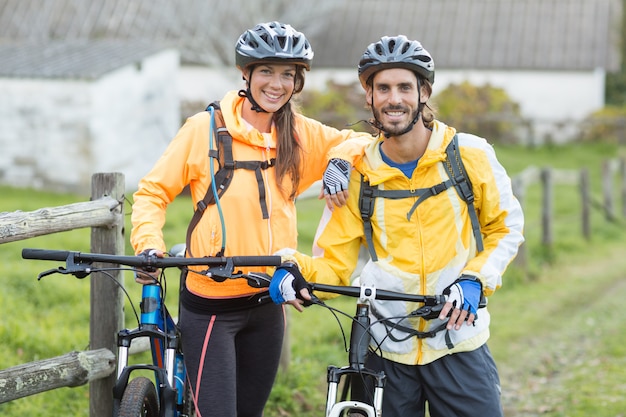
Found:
[366,68,427,136]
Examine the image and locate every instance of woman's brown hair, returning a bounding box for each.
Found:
[273,66,306,200]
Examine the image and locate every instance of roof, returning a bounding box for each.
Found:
[315,0,622,71]
[0,0,621,75]
[0,40,164,79]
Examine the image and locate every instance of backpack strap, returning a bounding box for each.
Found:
[359,176,377,261]
[359,176,457,262]
[185,102,276,257]
[185,102,227,257]
[359,134,484,262]
[443,135,484,252]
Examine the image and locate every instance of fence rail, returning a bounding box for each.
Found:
[0,173,125,417]
[0,349,115,403]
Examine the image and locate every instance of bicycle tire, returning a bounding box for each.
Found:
[117,377,159,417]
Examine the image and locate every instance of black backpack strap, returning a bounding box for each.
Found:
[444,135,484,252]
[185,102,230,257]
[234,159,276,219]
[359,175,378,262]
[360,174,459,261]
[185,101,277,257]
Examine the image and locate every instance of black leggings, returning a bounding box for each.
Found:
[178,302,285,417]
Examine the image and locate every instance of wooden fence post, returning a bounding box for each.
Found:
[602,160,615,221]
[511,176,527,271]
[541,168,553,247]
[89,173,125,417]
[619,157,626,218]
[580,169,591,240]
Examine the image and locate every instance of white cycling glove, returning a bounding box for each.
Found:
[443,277,482,314]
[323,158,351,195]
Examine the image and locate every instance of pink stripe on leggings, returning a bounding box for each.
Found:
[193,315,216,417]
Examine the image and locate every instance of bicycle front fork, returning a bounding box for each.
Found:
[325,366,384,417]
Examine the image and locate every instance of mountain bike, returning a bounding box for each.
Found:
[306,282,485,417]
[21,247,281,417]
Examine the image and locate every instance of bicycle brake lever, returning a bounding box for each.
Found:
[37,265,91,280]
[37,268,63,280]
[204,259,236,282]
[246,272,272,288]
[410,303,444,320]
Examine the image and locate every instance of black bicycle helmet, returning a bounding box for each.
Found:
[358,35,434,88]
[236,21,314,71]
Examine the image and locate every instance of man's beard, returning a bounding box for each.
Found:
[373,105,420,136]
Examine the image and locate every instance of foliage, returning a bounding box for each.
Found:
[605,73,626,107]
[605,0,626,107]
[578,105,626,145]
[2,142,626,416]
[431,81,525,144]
[298,80,373,133]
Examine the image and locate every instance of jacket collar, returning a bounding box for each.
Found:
[359,120,457,185]
[220,90,278,149]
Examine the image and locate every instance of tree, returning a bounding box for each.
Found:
[605,0,626,106]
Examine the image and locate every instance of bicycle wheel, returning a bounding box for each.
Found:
[117,377,159,417]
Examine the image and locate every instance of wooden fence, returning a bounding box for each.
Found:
[511,157,626,269]
[0,173,125,417]
[0,157,624,414]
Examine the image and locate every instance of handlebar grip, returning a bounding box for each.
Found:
[230,256,282,267]
[22,248,70,261]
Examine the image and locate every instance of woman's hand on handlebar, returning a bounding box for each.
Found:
[269,262,312,313]
[134,249,164,284]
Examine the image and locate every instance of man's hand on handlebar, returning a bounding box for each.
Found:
[439,276,482,330]
[135,249,164,284]
[269,262,312,313]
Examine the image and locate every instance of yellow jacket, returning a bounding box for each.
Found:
[290,120,525,365]
[131,90,370,298]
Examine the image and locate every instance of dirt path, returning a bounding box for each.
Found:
[493,248,626,416]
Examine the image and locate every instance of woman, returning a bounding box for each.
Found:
[130,21,368,417]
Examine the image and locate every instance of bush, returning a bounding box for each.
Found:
[298,80,373,133]
[431,81,525,144]
[578,105,626,144]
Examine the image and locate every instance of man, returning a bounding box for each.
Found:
[271,35,525,417]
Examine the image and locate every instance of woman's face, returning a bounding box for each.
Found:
[245,64,297,113]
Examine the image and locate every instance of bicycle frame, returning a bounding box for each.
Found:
[22,248,281,417]
[309,283,448,417]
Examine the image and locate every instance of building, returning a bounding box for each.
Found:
[0,0,621,191]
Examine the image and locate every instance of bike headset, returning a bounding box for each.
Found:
[235,21,313,113]
[358,35,435,138]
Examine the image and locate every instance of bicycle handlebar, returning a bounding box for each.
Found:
[22,248,281,268]
[309,283,446,306]
[22,248,282,283]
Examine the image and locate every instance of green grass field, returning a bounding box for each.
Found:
[1,142,625,416]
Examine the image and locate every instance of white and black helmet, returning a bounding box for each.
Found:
[236,21,314,71]
[358,35,434,88]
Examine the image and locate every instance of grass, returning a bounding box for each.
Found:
[1,141,625,416]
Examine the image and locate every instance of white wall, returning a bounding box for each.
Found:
[0,49,180,194]
[0,78,92,191]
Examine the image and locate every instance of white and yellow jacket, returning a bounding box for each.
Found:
[290,120,525,365]
[131,90,370,299]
